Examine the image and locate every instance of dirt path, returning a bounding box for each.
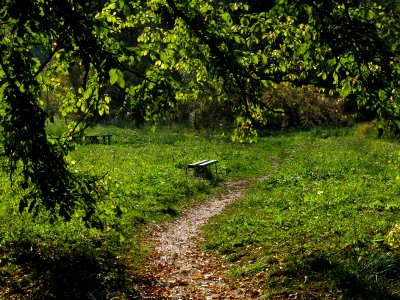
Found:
[138,178,269,299]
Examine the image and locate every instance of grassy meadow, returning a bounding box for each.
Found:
[203,126,400,299]
[0,122,399,298]
[0,122,274,299]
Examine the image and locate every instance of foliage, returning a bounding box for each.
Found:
[262,83,349,129]
[203,130,400,298]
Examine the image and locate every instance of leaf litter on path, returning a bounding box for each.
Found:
[138,179,267,299]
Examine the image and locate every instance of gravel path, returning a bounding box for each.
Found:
[138,179,268,299]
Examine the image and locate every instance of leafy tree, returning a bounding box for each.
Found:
[0,0,399,221]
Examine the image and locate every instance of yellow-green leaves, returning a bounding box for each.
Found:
[220,12,232,25]
[109,68,125,88]
[340,81,353,99]
[98,95,111,116]
[250,54,259,65]
[160,51,168,63]
[386,224,400,249]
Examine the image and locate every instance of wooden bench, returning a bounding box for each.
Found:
[85,134,112,145]
[186,159,218,175]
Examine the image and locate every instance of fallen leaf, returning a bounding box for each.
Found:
[175,279,189,286]
[248,290,260,297]
[192,273,204,280]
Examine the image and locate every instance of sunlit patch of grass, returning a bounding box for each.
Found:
[203,131,400,299]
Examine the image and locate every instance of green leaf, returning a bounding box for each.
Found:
[251,55,259,64]
[116,0,124,10]
[261,54,268,64]
[109,68,125,88]
[160,51,168,63]
[83,87,93,99]
[333,72,339,85]
[221,12,232,25]
[240,16,250,27]
[234,35,244,44]
[109,68,118,85]
[340,84,352,98]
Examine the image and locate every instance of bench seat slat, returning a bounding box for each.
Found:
[186,159,218,177]
[199,160,218,166]
[188,160,209,167]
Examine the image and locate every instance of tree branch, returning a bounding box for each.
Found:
[33,44,60,80]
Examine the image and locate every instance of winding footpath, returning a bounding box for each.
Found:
[138,178,270,299]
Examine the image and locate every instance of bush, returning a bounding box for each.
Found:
[262,83,350,129]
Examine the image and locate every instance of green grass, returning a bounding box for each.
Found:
[2,123,399,298]
[202,128,400,299]
[0,123,276,299]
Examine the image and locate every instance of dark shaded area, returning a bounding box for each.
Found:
[247,0,275,12]
[192,166,221,184]
[275,251,400,299]
[0,241,140,299]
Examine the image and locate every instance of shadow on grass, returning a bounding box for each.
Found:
[0,241,140,299]
[274,251,400,300]
[193,167,222,186]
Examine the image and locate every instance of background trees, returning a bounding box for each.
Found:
[0,0,399,220]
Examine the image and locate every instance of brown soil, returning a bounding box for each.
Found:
[138,178,268,299]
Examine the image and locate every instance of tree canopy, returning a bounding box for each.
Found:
[0,0,399,222]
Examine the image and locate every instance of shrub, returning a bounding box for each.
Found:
[262,83,349,129]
